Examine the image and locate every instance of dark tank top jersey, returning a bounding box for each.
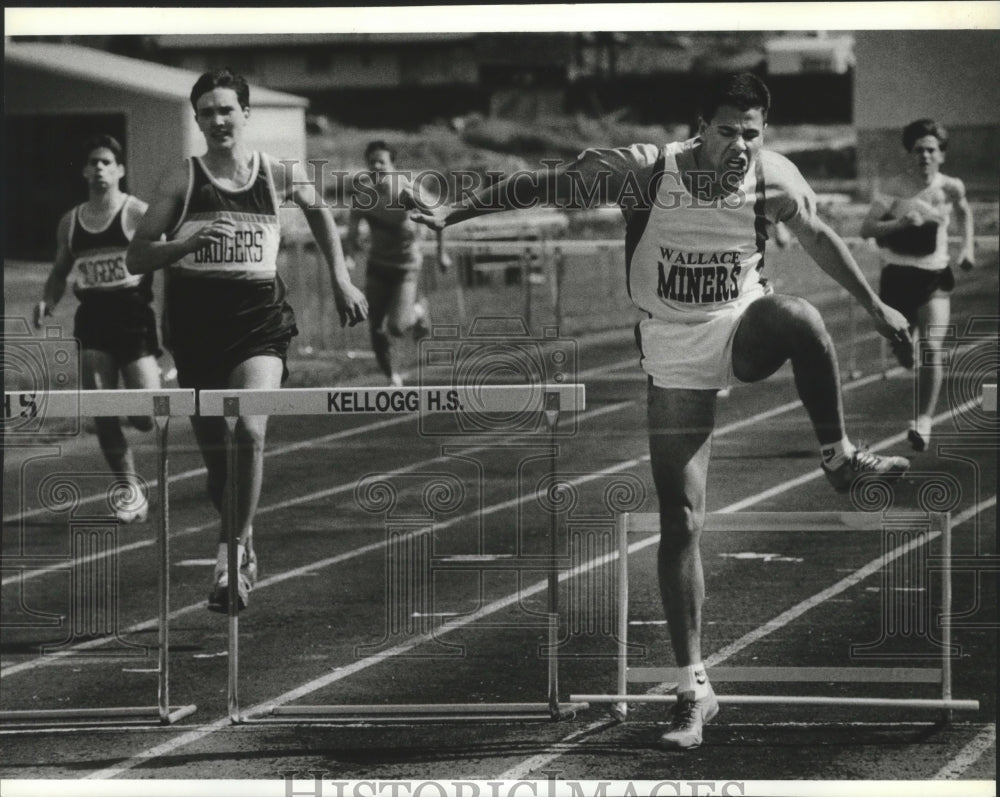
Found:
[69,196,151,300]
[169,152,281,279]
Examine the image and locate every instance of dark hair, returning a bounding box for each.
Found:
[84,134,124,164]
[190,68,250,110]
[364,140,396,161]
[700,72,771,123]
[903,118,948,152]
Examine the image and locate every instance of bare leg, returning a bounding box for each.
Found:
[223,355,283,549]
[366,266,395,382]
[915,295,950,421]
[82,350,133,484]
[648,384,717,667]
[732,294,845,445]
[120,354,161,431]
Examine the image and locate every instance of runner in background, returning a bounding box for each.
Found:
[860,118,975,451]
[35,134,160,524]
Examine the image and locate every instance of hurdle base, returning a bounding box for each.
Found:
[253,701,590,723]
[0,704,198,728]
[570,695,980,711]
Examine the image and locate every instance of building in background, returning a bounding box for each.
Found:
[854,29,999,198]
[13,32,853,130]
[4,41,308,259]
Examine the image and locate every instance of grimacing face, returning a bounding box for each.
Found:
[696,105,765,186]
[194,87,250,152]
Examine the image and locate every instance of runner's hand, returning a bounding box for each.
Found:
[334,282,369,328]
[187,218,236,253]
[410,205,449,233]
[871,300,914,369]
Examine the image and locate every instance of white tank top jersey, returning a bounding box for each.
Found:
[876,173,952,271]
[69,195,144,292]
[570,140,816,389]
[170,151,282,279]
[625,140,770,324]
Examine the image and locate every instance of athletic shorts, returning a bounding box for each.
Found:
[166,274,298,389]
[365,262,420,333]
[879,264,955,325]
[635,287,768,390]
[73,289,162,365]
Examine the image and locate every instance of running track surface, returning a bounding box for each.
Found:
[2,260,997,790]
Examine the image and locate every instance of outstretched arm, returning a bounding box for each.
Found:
[34,212,74,328]
[409,144,653,232]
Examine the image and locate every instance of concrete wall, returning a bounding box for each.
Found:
[854,30,1000,197]
[5,63,187,204]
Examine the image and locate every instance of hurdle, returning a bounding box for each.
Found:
[1,389,198,727]
[197,384,589,723]
[569,511,979,721]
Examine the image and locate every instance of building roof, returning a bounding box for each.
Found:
[5,41,309,107]
[155,32,476,49]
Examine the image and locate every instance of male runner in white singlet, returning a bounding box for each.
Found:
[412,73,914,750]
[36,134,161,524]
[127,69,368,613]
[860,119,975,451]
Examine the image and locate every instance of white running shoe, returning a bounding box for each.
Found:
[659,688,720,750]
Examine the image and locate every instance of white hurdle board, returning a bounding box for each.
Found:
[198,384,585,417]
[4,388,196,418]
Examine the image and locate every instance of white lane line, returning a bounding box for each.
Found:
[934,723,997,779]
[496,496,995,781]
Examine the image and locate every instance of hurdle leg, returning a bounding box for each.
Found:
[939,511,953,725]
[223,402,241,724]
[612,512,629,721]
[845,290,861,380]
[153,402,171,724]
[522,248,533,330]
[551,246,563,333]
[545,396,560,718]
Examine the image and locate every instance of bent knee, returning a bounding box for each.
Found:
[772,296,832,352]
